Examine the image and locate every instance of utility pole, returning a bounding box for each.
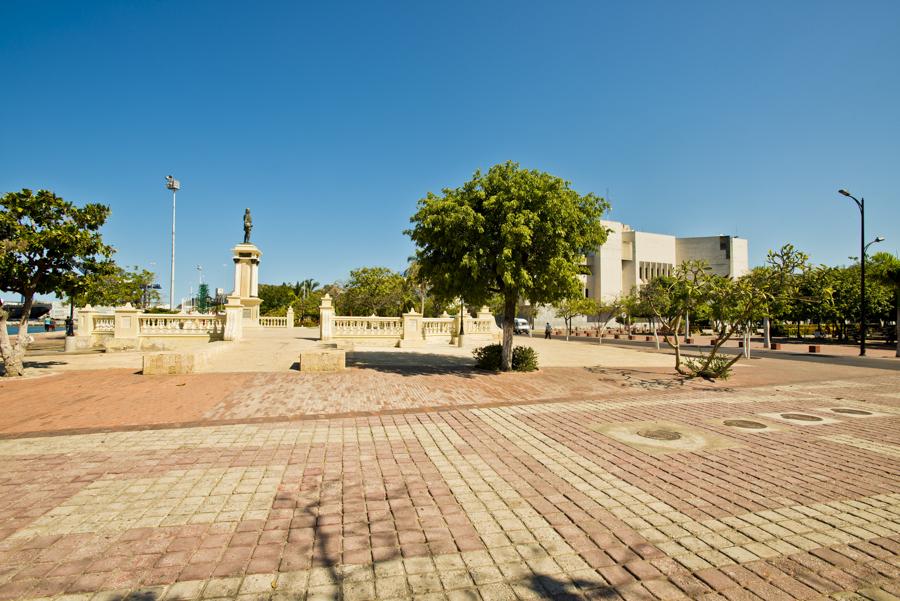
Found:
[166,175,181,310]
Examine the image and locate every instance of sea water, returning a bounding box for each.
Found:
[5,325,47,335]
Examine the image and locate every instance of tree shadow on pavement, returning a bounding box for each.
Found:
[527,573,621,599]
[346,350,488,378]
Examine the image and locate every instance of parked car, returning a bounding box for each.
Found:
[514,318,531,335]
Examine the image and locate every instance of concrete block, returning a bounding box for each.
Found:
[143,352,196,375]
[299,349,345,372]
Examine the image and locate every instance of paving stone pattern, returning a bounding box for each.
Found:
[0,375,898,600]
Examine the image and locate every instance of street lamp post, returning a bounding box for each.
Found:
[166,175,181,311]
[838,189,883,356]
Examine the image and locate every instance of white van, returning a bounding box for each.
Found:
[514,318,531,335]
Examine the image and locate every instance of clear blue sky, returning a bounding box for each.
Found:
[2,0,898,303]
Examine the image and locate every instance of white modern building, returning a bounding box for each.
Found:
[537,220,749,326]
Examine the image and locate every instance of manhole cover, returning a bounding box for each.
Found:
[637,429,682,441]
[780,413,822,422]
[723,419,767,429]
[830,408,872,415]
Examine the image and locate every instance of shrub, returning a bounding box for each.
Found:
[473,344,539,372]
[682,354,732,380]
[512,346,539,372]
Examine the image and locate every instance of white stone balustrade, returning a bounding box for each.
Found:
[259,316,288,328]
[72,306,226,351]
[92,315,115,333]
[319,298,501,347]
[333,316,403,337]
[423,318,454,337]
[138,315,225,336]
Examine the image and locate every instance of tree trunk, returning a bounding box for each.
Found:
[895,295,899,358]
[652,317,660,350]
[500,295,516,371]
[763,317,771,349]
[0,296,33,378]
[565,317,571,341]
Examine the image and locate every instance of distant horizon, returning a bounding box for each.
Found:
[2,0,898,302]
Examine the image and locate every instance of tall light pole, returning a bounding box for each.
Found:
[166,175,180,310]
[838,189,879,356]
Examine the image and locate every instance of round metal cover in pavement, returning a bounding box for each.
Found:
[830,408,872,415]
[723,419,767,429]
[780,413,822,422]
[637,429,682,441]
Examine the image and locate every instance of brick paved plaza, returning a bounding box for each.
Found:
[0,341,898,600]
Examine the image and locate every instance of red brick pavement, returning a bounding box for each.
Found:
[0,371,897,599]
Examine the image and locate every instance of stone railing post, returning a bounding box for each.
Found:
[114,303,140,339]
[478,305,502,342]
[77,305,95,337]
[399,309,424,347]
[224,294,244,341]
[286,306,295,329]
[319,294,334,341]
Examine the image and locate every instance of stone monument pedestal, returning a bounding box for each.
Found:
[230,243,262,328]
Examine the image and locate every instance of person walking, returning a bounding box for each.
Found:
[544,322,552,339]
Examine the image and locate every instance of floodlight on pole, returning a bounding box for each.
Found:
[165,175,180,311]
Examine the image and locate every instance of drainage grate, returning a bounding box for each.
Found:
[637,429,682,441]
[723,419,767,429]
[830,408,872,415]
[780,413,823,422]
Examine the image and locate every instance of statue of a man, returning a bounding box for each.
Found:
[243,208,252,243]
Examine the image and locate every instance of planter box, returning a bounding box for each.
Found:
[808,345,821,353]
[645,336,653,342]
[771,343,782,350]
[685,337,694,344]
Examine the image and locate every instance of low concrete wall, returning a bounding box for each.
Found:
[299,349,346,372]
[141,342,229,375]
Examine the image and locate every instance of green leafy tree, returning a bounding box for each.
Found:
[296,278,319,299]
[869,252,900,356]
[259,283,298,315]
[338,267,413,316]
[405,260,431,315]
[407,162,608,370]
[0,189,112,376]
[80,264,158,308]
[757,244,809,346]
[554,296,594,340]
[640,260,712,374]
[591,295,626,344]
